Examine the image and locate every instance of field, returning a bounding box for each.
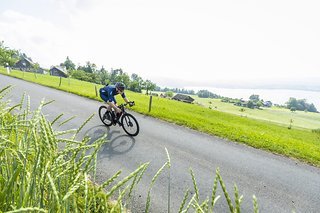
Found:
[192,96,320,130]
[1,67,320,167]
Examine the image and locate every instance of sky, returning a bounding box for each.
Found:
[1,0,320,88]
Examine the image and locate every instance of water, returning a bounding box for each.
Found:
[185,87,320,110]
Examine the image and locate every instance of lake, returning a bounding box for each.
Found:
[185,87,320,110]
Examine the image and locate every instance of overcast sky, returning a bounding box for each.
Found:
[1,0,320,88]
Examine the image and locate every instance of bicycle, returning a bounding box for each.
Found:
[98,101,140,136]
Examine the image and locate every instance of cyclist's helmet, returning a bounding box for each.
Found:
[115,82,125,92]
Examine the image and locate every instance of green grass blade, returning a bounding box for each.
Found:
[189,168,200,202]
[216,168,234,212]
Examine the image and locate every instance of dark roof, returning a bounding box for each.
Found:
[50,66,68,75]
[15,57,34,66]
[23,57,34,65]
[172,94,194,103]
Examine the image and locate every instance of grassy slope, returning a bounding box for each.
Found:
[193,96,320,130]
[1,67,320,166]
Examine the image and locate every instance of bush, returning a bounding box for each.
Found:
[165,91,174,97]
[312,128,320,134]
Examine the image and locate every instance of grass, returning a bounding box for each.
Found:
[193,96,320,130]
[1,67,320,167]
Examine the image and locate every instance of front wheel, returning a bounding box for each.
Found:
[99,106,113,126]
[121,114,140,136]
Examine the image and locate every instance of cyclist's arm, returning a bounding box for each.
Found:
[123,97,129,103]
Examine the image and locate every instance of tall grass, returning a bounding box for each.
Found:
[0,86,148,212]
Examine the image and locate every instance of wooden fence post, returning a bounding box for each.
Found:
[149,95,153,112]
[59,77,62,87]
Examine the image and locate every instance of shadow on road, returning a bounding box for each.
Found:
[84,125,136,159]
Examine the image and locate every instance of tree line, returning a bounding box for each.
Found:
[0,41,157,94]
[61,56,157,94]
[154,87,196,95]
[286,97,318,113]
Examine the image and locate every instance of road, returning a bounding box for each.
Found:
[1,74,320,212]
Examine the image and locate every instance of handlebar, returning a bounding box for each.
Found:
[119,101,135,108]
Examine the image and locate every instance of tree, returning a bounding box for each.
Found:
[307,103,318,113]
[165,91,174,97]
[62,56,76,71]
[247,100,255,109]
[144,79,156,95]
[286,97,318,113]
[70,70,99,83]
[249,94,260,102]
[78,61,97,73]
[114,73,130,88]
[286,97,298,110]
[0,41,19,66]
[109,68,123,83]
[256,101,263,108]
[97,66,110,85]
[129,73,144,92]
[197,90,219,98]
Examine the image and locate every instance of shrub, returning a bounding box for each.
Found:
[312,128,320,134]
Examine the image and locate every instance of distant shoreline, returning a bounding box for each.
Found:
[184,86,320,110]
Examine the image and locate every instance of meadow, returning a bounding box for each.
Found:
[1,67,320,167]
[192,96,320,130]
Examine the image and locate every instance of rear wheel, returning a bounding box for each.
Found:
[121,114,139,136]
[99,106,113,126]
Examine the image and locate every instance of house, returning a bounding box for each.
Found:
[13,57,34,71]
[263,101,273,107]
[172,94,194,103]
[13,57,46,74]
[50,66,68,78]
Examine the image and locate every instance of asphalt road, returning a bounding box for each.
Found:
[1,74,320,212]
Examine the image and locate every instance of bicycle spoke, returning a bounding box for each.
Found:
[121,114,139,136]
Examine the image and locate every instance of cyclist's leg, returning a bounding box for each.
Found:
[106,102,112,111]
[105,99,118,123]
[107,98,119,113]
[99,92,114,121]
[100,91,113,111]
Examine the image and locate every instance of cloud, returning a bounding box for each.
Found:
[0,10,68,67]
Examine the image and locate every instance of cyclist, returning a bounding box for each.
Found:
[99,82,132,122]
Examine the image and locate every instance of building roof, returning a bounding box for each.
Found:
[15,57,35,66]
[23,57,34,65]
[50,66,68,75]
[172,94,194,102]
